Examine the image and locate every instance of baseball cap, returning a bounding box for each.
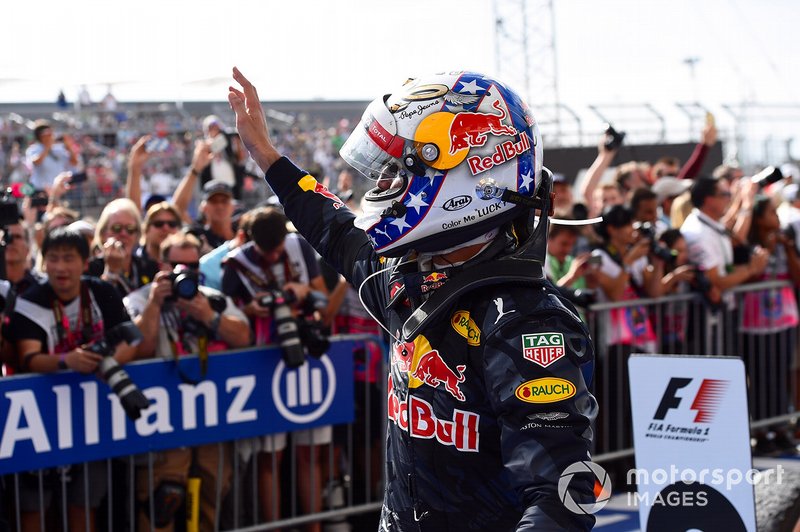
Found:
[782,183,800,203]
[202,180,233,201]
[652,177,692,202]
[202,115,223,135]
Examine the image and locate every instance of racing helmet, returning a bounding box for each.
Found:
[340,72,544,257]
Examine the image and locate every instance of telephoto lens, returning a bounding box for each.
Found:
[751,166,783,190]
[98,358,151,420]
[87,322,150,420]
[273,299,306,368]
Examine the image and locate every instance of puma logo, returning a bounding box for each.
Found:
[493,297,515,324]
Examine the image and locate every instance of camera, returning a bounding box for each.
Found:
[258,289,331,367]
[169,265,200,300]
[259,289,304,367]
[751,166,783,190]
[86,322,151,420]
[0,189,21,227]
[603,123,626,151]
[633,221,675,262]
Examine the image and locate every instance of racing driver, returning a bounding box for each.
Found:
[229,67,598,531]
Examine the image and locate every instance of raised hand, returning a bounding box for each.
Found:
[228,67,281,172]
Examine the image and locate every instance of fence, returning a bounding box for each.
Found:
[589,279,800,465]
[0,283,798,531]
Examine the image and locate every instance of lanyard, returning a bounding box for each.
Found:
[52,282,94,347]
[696,215,734,268]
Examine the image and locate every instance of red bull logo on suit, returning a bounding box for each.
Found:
[391,334,467,401]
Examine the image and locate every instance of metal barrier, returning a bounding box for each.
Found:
[1,283,798,531]
[589,279,800,465]
[0,337,383,532]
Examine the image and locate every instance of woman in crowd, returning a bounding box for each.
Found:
[741,196,800,453]
[591,205,663,480]
[89,198,151,295]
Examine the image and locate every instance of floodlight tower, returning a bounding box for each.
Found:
[493,0,561,141]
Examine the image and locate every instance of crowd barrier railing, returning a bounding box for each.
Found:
[0,335,386,532]
[587,279,799,463]
[2,281,797,530]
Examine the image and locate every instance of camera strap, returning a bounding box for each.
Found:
[164,309,208,385]
[52,282,95,348]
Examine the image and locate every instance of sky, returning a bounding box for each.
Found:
[2,0,799,160]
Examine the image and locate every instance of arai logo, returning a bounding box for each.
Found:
[442,195,472,211]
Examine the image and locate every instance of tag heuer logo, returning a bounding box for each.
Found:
[522,333,565,367]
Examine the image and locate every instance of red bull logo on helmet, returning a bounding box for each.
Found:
[298,175,344,209]
[448,100,517,154]
[391,335,467,401]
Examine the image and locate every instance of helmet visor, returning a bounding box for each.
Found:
[341,99,410,200]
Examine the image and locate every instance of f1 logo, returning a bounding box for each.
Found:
[653,377,728,423]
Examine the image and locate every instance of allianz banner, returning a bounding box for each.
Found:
[0,340,357,475]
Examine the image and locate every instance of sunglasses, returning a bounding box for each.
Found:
[109,223,139,235]
[151,220,180,229]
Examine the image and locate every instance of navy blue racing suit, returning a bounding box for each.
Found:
[264,157,599,531]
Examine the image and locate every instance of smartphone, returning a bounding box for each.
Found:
[705,111,715,128]
[588,255,602,267]
[69,171,88,184]
[146,137,169,153]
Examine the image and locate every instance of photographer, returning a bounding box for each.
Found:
[6,227,137,532]
[741,196,800,454]
[545,222,597,315]
[25,120,79,191]
[681,177,769,311]
[657,229,713,354]
[220,206,330,529]
[88,198,153,297]
[124,232,250,532]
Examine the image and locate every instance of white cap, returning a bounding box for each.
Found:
[780,163,800,182]
[651,176,692,202]
[782,183,800,203]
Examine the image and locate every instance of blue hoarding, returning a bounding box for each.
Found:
[0,341,355,475]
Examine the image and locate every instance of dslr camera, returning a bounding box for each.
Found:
[168,265,200,300]
[633,221,675,262]
[258,288,330,368]
[0,189,21,228]
[86,322,151,420]
[603,123,626,151]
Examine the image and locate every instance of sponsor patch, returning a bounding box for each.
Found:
[450,310,481,346]
[522,332,565,367]
[528,411,569,421]
[515,377,576,404]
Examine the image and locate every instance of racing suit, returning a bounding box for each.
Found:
[264,157,598,530]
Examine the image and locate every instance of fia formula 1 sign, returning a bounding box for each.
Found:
[628,355,756,531]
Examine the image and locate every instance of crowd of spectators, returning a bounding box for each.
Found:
[0,112,376,532]
[544,122,800,472]
[0,104,798,530]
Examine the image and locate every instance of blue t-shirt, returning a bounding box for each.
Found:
[199,240,233,290]
[25,142,76,189]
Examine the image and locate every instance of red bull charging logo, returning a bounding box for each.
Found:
[448,100,517,154]
[391,335,467,401]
